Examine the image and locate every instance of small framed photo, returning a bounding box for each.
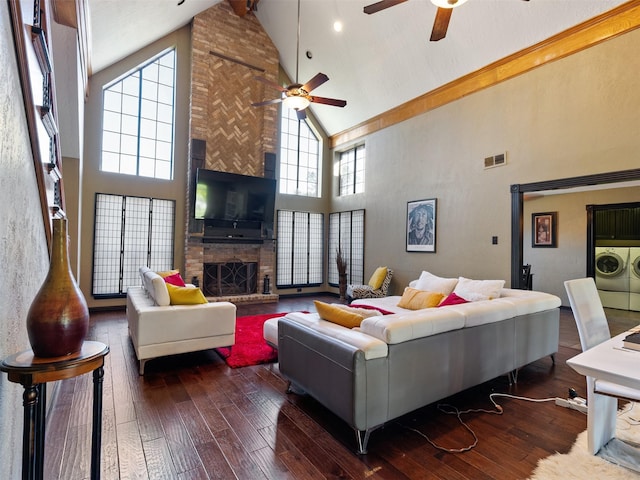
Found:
[532,212,557,248]
[407,198,436,252]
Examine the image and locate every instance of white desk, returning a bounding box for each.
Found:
[567,331,640,457]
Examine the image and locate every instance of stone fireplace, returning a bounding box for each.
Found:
[183,3,279,304]
[185,239,277,304]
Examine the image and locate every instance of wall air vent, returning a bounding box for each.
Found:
[484,152,507,169]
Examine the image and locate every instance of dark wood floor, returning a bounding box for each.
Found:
[43,296,640,480]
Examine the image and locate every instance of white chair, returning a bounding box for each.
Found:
[564,277,640,454]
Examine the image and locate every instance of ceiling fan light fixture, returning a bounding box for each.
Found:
[430,0,468,8]
[283,94,310,111]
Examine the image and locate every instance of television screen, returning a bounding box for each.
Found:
[194,169,276,236]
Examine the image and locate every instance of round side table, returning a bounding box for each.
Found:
[1,341,109,480]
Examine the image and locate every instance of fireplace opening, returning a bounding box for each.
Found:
[203,262,258,296]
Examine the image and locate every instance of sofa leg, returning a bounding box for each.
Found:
[508,369,519,385]
[286,381,306,395]
[550,353,556,365]
[355,429,371,455]
[139,359,148,376]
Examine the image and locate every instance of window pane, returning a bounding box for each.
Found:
[157,122,172,140]
[328,210,365,285]
[122,75,139,96]
[276,210,323,287]
[120,155,137,175]
[93,193,174,296]
[339,145,366,196]
[141,79,158,101]
[156,141,171,161]
[121,114,138,136]
[103,91,121,112]
[139,157,156,177]
[102,131,121,153]
[121,94,138,116]
[101,152,120,172]
[140,118,156,139]
[142,62,159,81]
[155,160,172,180]
[158,84,173,104]
[121,134,137,155]
[279,106,320,198]
[100,49,175,180]
[157,104,173,123]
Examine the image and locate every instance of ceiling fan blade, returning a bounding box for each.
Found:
[254,76,287,92]
[251,98,283,107]
[296,109,307,120]
[430,7,452,42]
[310,96,347,108]
[301,73,329,93]
[363,0,408,15]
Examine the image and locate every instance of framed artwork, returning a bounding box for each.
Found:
[532,212,557,248]
[406,198,436,252]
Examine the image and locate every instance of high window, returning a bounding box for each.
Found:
[279,106,321,197]
[276,210,323,288]
[92,194,175,298]
[328,210,365,286]
[338,145,366,196]
[101,49,176,180]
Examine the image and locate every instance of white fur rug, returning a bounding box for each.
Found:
[529,403,640,479]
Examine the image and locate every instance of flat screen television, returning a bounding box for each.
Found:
[194,169,276,239]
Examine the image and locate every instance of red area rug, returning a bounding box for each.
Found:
[214,312,288,368]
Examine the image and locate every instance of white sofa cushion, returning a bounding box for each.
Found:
[282,312,388,360]
[453,277,505,301]
[139,267,170,306]
[360,308,466,344]
[498,288,562,315]
[352,288,562,343]
[443,298,517,328]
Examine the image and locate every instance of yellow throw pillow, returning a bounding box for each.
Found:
[397,287,444,310]
[314,301,365,328]
[166,283,208,305]
[368,267,388,289]
[156,269,180,278]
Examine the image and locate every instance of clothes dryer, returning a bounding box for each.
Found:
[629,247,640,312]
[595,247,630,310]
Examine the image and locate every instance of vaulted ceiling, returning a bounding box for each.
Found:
[88,0,633,138]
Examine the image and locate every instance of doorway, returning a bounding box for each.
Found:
[510,168,640,290]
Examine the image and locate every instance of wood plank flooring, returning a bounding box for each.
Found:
[42,296,640,480]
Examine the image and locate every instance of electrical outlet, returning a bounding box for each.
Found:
[555,397,587,414]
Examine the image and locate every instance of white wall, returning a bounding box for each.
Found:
[332,28,640,303]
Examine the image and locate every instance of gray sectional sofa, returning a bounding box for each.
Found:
[274,281,561,454]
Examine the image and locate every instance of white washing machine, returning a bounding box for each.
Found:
[629,248,640,312]
[595,247,630,310]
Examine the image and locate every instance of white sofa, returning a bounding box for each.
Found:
[126,267,236,374]
[270,276,561,453]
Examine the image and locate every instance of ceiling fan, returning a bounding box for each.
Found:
[364,0,528,42]
[252,0,346,120]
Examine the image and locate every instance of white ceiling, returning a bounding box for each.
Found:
[88,0,628,137]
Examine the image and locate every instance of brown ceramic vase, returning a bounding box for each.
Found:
[26,217,89,357]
